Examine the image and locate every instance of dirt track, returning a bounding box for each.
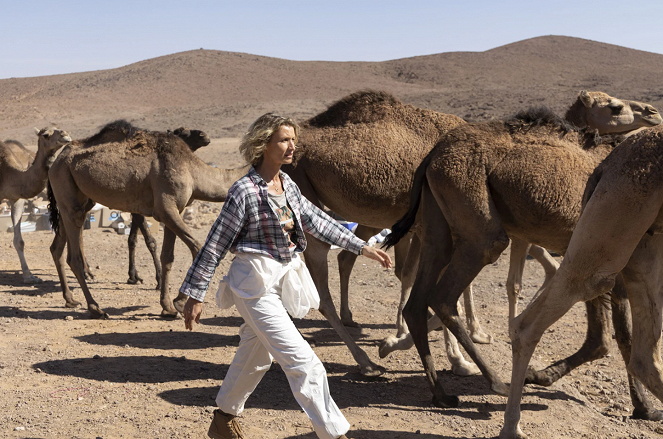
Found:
[1,140,663,439]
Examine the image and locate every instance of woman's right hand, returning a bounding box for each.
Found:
[183,297,203,330]
[361,245,393,269]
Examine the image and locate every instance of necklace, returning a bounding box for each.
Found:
[268,177,282,193]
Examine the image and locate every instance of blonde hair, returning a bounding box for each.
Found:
[239,113,300,166]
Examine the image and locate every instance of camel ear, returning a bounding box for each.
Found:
[579,90,594,108]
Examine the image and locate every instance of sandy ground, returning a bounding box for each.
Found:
[1,139,663,439]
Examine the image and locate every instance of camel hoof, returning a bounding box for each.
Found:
[431,394,460,408]
[84,271,95,281]
[89,307,109,319]
[65,301,81,309]
[491,380,510,397]
[173,298,187,314]
[470,330,493,344]
[160,309,180,318]
[360,363,386,378]
[23,275,43,284]
[524,365,554,387]
[127,277,143,285]
[341,317,360,328]
[498,425,528,439]
[451,362,481,377]
[378,337,396,359]
[632,409,663,421]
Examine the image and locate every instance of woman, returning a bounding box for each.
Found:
[180,113,392,439]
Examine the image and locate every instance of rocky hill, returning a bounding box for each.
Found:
[2,35,663,144]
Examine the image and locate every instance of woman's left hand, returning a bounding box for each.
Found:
[361,245,393,269]
[183,297,203,331]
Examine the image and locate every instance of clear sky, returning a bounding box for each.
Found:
[2,0,662,79]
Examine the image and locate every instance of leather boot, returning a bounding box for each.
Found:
[207,409,244,439]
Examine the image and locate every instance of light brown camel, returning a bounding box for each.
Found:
[47,123,247,318]
[0,129,71,283]
[385,99,661,409]
[500,124,663,439]
[125,126,211,288]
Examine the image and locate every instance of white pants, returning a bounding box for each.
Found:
[216,287,350,439]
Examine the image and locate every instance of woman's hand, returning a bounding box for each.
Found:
[361,245,393,269]
[183,297,203,331]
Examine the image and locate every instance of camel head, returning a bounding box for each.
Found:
[34,127,72,154]
[567,91,662,134]
[171,127,210,151]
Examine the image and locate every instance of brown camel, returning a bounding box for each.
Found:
[284,90,648,377]
[0,129,71,283]
[125,126,211,288]
[378,90,659,359]
[283,90,496,376]
[385,99,661,409]
[501,124,663,439]
[47,122,246,318]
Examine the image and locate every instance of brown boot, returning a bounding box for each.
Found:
[207,409,244,439]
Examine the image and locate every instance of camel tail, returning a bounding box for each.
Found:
[47,180,60,234]
[383,151,434,250]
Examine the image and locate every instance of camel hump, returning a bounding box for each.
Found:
[86,119,144,146]
[505,106,575,133]
[306,90,403,127]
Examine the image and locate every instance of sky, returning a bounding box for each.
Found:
[2,0,663,79]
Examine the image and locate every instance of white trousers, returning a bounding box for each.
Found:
[216,287,350,439]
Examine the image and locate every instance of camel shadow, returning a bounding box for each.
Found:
[0,305,80,320]
[33,355,230,384]
[76,330,239,350]
[0,269,61,294]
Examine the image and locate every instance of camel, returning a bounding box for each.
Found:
[0,129,71,283]
[283,90,500,376]
[284,90,651,377]
[384,97,661,409]
[500,124,663,439]
[125,126,211,288]
[47,122,246,318]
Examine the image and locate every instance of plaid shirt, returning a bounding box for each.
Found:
[180,166,366,302]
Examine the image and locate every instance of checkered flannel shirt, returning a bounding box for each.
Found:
[180,166,366,302]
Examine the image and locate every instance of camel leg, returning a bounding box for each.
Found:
[157,207,201,316]
[506,237,530,329]
[527,244,559,295]
[80,199,96,281]
[10,199,41,283]
[61,208,107,318]
[305,234,385,377]
[524,298,610,386]
[501,271,588,439]
[395,233,419,337]
[610,272,663,421]
[127,214,144,285]
[620,235,663,412]
[50,222,80,308]
[421,176,510,397]
[336,224,380,327]
[402,185,461,407]
[463,283,492,344]
[443,318,481,377]
[128,214,162,289]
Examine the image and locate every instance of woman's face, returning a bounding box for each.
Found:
[263,125,296,166]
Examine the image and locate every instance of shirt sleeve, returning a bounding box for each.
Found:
[179,192,247,302]
[298,194,366,255]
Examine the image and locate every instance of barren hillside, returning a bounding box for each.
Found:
[2,35,663,144]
